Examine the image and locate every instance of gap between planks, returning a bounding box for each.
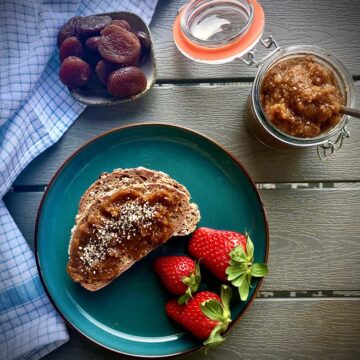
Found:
[8,182,360,193]
[257,290,360,299]
[155,78,360,87]
[256,297,360,302]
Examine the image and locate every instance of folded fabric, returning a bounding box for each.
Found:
[0,1,158,359]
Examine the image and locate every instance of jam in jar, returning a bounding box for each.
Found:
[260,55,344,138]
[246,45,355,153]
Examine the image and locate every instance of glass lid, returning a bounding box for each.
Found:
[181,0,254,47]
[173,0,265,64]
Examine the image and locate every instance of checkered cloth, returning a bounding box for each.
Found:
[0,1,158,359]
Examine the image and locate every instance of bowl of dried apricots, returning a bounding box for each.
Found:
[58,12,156,105]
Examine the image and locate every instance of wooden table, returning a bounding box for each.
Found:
[4,0,360,358]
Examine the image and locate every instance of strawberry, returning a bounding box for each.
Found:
[166,285,232,350]
[188,227,268,301]
[154,256,201,304]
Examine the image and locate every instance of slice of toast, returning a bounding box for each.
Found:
[67,182,200,291]
[77,167,197,236]
[78,167,190,214]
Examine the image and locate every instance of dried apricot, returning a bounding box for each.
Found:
[77,15,112,39]
[84,36,102,65]
[111,19,131,31]
[99,25,140,66]
[95,60,119,85]
[59,56,92,88]
[85,36,101,52]
[107,66,147,98]
[57,16,82,48]
[137,31,151,60]
[59,37,84,62]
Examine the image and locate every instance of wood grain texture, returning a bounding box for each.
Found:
[151,0,360,80]
[41,299,360,360]
[14,83,360,186]
[5,188,360,291]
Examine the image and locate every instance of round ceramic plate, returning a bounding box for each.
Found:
[36,123,269,358]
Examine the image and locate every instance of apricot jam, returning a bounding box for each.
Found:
[67,188,180,285]
[260,55,344,138]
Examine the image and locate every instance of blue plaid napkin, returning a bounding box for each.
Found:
[0,1,158,359]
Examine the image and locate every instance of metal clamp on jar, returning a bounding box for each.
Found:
[173,0,356,159]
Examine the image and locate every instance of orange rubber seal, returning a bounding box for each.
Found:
[173,0,265,64]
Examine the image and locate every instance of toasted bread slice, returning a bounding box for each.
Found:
[77,167,197,236]
[78,167,190,214]
[67,183,200,291]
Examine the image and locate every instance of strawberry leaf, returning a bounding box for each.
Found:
[203,323,226,353]
[225,263,247,281]
[246,272,252,287]
[179,261,201,304]
[229,259,241,266]
[227,234,269,302]
[201,300,225,322]
[246,234,254,259]
[178,288,192,305]
[229,246,247,263]
[230,274,246,287]
[220,285,232,317]
[227,271,246,282]
[225,264,243,275]
[202,285,232,353]
[251,263,269,277]
[239,278,250,301]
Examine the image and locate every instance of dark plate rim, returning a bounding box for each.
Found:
[34,122,270,358]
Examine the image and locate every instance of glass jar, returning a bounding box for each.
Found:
[246,45,356,158]
[174,0,265,64]
[173,0,356,159]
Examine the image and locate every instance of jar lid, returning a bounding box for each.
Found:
[173,0,265,64]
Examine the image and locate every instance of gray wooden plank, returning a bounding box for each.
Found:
[4,188,360,291]
[42,299,360,360]
[261,188,360,292]
[14,82,360,186]
[151,0,360,79]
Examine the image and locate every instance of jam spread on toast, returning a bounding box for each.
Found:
[67,188,181,285]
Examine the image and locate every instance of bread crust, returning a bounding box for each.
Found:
[78,167,190,214]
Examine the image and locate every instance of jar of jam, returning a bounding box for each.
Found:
[247,46,355,158]
[173,0,356,159]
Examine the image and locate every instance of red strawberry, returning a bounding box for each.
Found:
[188,227,268,301]
[188,228,246,282]
[166,285,232,350]
[155,256,201,304]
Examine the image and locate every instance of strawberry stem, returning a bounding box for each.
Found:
[201,285,232,352]
[225,234,269,301]
[178,261,201,305]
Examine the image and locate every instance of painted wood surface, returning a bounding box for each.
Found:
[13,83,360,185]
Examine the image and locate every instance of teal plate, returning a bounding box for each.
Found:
[35,123,269,358]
